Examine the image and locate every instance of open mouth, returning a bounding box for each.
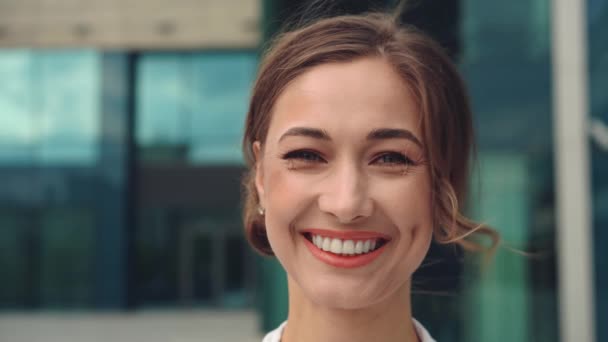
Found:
[300,230,391,268]
[302,232,389,256]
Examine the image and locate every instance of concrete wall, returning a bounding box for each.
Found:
[0,0,260,49]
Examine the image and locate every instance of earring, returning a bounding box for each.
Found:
[258,206,265,216]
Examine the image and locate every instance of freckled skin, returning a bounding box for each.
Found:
[254,57,433,341]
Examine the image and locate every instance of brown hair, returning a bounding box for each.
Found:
[241,13,499,256]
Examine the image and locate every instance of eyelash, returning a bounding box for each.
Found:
[375,152,414,166]
[281,150,325,163]
[280,149,415,167]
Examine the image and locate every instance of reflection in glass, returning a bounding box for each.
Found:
[0,50,123,310]
[134,51,258,309]
[458,0,557,341]
[0,50,100,166]
[137,52,257,164]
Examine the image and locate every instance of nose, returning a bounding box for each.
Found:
[317,162,373,224]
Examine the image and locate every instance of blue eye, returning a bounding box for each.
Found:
[374,152,413,165]
[282,150,325,163]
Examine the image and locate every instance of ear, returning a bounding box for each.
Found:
[252,141,265,208]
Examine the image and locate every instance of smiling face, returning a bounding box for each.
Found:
[253,57,434,309]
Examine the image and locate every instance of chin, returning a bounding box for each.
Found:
[310,289,371,310]
[298,275,384,310]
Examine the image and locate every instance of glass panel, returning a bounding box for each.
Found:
[137,54,183,148]
[136,52,257,164]
[135,207,250,308]
[135,208,178,306]
[0,51,32,164]
[0,50,127,310]
[35,51,100,165]
[39,208,95,308]
[466,154,533,341]
[458,0,557,341]
[135,52,257,308]
[0,210,29,308]
[223,236,249,307]
[0,50,100,166]
[188,54,257,163]
[588,0,608,340]
[0,206,98,309]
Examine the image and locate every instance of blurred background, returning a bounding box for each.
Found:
[0,0,605,341]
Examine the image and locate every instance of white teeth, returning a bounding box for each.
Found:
[342,240,355,255]
[330,239,342,254]
[363,240,371,253]
[355,241,363,254]
[310,234,382,255]
[322,237,331,251]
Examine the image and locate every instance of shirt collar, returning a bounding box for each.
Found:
[262,318,436,342]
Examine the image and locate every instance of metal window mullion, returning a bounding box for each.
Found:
[551,0,596,341]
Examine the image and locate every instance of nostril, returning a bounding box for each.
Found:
[337,215,362,225]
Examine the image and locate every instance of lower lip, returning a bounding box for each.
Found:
[302,235,388,268]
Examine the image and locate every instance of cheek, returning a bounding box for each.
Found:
[378,174,433,228]
[264,166,307,215]
[375,174,433,271]
[261,164,312,248]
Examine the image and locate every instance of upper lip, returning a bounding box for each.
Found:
[300,228,391,241]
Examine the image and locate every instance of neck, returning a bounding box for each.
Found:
[280,276,419,342]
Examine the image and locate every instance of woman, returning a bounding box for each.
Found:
[241,12,498,342]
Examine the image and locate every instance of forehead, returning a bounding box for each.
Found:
[268,57,421,141]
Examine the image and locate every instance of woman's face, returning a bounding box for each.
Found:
[254,57,433,309]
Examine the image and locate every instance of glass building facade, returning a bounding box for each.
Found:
[0,50,259,309]
[134,52,258,308]
[458,1,556,341]
[0,1,605,341]
[0,51,105,308]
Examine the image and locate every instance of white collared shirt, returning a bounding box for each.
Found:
[262,318,436,342]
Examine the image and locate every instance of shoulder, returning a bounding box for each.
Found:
[261,319,436,342]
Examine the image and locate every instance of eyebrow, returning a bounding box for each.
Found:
[367,128,423,147]
[278,127,331,142]
[278,126,423,147]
